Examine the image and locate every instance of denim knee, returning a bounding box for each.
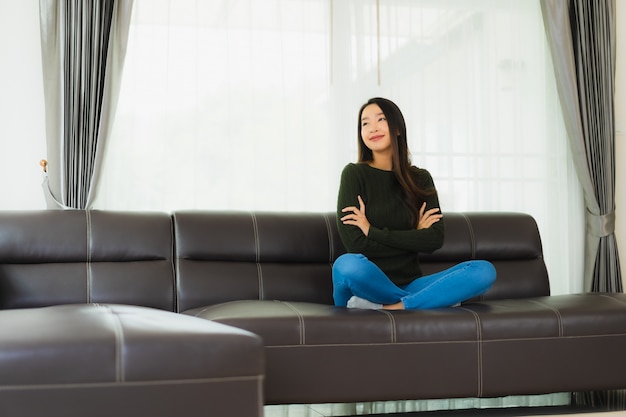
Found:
[332,253,366,283]
[332,253,367,306]
[471,260,497,291]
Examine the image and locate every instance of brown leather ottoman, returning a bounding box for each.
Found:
[0,304,264,417]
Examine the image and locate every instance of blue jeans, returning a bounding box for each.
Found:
[332,253,496,309]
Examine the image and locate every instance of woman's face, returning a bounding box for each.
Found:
[360,103,392,154]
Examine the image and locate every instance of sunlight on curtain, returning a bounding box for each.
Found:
[94,0,584,295]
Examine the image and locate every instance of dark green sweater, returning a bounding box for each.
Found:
[336,163,445,286]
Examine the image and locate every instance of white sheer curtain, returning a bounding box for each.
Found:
[94,0,583,296]
[0,1,47,210]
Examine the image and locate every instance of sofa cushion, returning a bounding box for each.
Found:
[184,300,482,346]
[184,300,486,403]
[419,212,550,300]
[174,211,345,311]
[173,211,550,314]
[184,293,626,404]
[0,304,264,417]
[0,210,175,310]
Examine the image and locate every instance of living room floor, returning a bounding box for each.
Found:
[264,404,623,417]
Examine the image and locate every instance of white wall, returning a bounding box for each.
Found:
[616,1,626,289]
[0,1,46,209]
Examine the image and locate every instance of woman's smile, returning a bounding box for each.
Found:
[360,103,392,154]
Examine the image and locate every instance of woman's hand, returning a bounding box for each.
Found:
[417,202,442,230]
[341,195,371,236]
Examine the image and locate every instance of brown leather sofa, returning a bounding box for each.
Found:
[0,211,264,417]
[173,211,626,404]
[1,210,625,415]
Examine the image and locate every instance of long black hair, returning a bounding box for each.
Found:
[357,97,435,226]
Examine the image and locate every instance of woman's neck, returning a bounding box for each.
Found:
[368,154,393,171]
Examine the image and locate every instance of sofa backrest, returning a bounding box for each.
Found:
[173,211,345,312]
[173,210,549,312]
[0,210,175,311]
[419,212,550,302]
[0,210,549,312]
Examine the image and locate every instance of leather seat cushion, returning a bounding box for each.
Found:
[184,293,626,346]
[0,304,263,385]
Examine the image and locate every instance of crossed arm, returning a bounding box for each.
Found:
[340,195,442,236]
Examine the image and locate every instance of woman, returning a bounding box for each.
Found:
[333,97,496,310]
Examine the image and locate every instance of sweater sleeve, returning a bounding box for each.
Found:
[337,164,444,257]
[336,164,410,258]
[367,169,444,253]
[337,164,444,258]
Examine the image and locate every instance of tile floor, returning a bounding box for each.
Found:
[264,403,619,417]
[263,394,573,417]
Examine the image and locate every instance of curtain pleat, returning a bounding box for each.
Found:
[65,1,111,208]
[570,0,622,292]
[542,0,623,410]
[39,0,133,209]
[541,0,621,291]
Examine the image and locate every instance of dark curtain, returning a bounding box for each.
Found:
[541,0,621,291]
[40,0,133,209]
[541,0,623,410]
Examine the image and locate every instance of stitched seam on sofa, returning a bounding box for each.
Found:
[527,299,564,337]
[460,213,476,260]
[0,375,265,391]
[480,333,626,342]
[262,332,626,350]
[461,213,485,302]
[189,300,244,317]
[322,212,334,263]
[108,306,126,382]
[174,241,182,313]
[86,211,92,303]
[280,301,306,345]
[459,307,483,397]
[257,263,264,300]
[599,293,626,306]
[265,340,484,348]
[251,212,264,299]
[170,214,178,312]
[251,212,260,263]
[189,306,221,317]
[378,310,397,343]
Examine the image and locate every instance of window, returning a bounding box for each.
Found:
[95,0,583,294]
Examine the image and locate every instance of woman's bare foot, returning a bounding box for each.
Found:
[383,301,405,310]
